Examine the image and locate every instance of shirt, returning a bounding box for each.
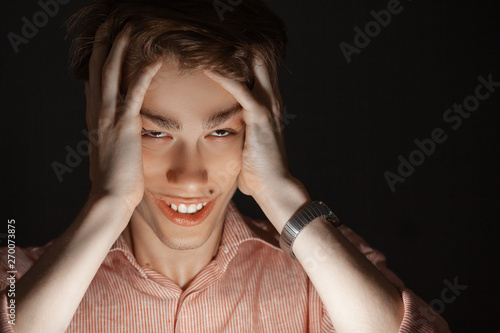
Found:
[0,201,450,332]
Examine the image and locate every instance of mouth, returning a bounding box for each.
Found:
[151,194,217,227]
[169,202,207,214]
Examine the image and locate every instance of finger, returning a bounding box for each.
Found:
[101,25,132,114]
[252,59,288,165]
[252,58,274,103]
[205,69,289,167]
[203,71,269,126]
[88,21,111,103]
[252,58,283,137]
[84,80,91,129]
[122,60,164,117]
[84,80,90,105]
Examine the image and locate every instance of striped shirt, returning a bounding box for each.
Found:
[1,202,450,332]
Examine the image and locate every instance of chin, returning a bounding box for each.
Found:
[156,234,209,251]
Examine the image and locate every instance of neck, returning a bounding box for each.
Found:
[122,214,224,290]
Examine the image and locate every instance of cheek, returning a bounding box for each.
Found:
[205,140,243,187]
[141,147,167,183]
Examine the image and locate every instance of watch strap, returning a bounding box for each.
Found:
[279,201,341,260]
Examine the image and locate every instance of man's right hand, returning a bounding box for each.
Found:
[85,23,162,211]
[9,24,163,333]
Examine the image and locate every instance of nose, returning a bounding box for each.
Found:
[166,143,208,191]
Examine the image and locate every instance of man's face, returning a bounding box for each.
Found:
[130,60,245,250]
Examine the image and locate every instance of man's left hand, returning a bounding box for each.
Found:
[204,58,310,232]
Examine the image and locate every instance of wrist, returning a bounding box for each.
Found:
[254,176,311,233]
[82,193,136,231]
[88,188,140,215]
[280,201,342,259]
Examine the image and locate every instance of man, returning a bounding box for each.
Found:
[1,0,450,331]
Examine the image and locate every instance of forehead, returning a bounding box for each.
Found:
[140,60,238,119]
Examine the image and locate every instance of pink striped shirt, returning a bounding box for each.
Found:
[1,202,450,332]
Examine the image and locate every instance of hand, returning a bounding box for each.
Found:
[85,23,162,210]
[204,58,288,197]
[205,58,310,230]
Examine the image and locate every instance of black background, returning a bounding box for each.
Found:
[1,0,499,331]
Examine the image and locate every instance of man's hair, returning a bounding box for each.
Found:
[65,0,287,88]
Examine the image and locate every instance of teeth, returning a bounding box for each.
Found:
[178,204,188,213]
[187,204,197,213]
[169,202,208,214]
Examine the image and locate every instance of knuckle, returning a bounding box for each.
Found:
[244,95,262,110]
[127,86,146,104]
[115,33,129,47]
[271,100,281,113]
[97,116,113,129]
[125,93,140,106]
[234,84,248,96]
[141,64,155,75]
[100,100,113,113]
[250,106,272,124]
[101,62,114,79]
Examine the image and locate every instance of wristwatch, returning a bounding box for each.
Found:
[279,201,342,260]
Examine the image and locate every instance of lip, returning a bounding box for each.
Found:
[151,194,217,227]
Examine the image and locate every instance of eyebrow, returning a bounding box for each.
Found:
[203,104,243,129]
[140,104,243,131]
[140,108,181,131]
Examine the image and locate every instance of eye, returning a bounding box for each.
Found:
[210,129,232,137]
[142,128,168,138]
